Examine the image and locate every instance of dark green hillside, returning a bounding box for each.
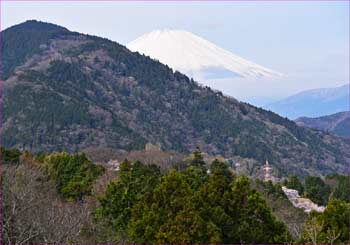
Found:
[1,20,350,177]
[0,20,70,79]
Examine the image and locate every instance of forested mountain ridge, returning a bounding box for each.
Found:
[1,20,350,177]
[295,111,350,138]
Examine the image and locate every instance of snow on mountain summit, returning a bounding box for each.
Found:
[127,29,284,80]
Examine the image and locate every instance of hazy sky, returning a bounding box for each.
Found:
[1,1,349,105]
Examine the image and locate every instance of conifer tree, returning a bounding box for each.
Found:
[191,146,206,166]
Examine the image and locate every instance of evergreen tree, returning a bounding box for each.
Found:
[0,146,21,164]
[230,176,290,244]
[331,175,350,202]
[128,170,200,243]
[209,159,234,183]
[197,160,235,243]
[190,146,206,166]
[285,175,304,194]
[182,165,208,190]
[42,152,104,201]
[305,176,331,205]
[95,160,160,242]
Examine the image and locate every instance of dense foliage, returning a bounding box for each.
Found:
[327,175,350,203]
[301,199,350,244]
[41,152,105,201]
[94,160,161,241]
[96,158,291,243]
[0,146,21,163]
[257,179,287,199]
[304,176,331,206]
[284,175,304,194]
[1,147,349,244]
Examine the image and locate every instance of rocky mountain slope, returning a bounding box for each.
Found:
[296,111,350,138]
[1,20,350,177]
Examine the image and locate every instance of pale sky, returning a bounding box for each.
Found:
[1,1,349,105]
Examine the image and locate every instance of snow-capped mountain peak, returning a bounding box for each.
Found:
[127,29,284,80]
[265,84,349,119]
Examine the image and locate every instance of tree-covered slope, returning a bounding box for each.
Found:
[296,111,350,138]
[0,20,70,79]
[1,20,350,177]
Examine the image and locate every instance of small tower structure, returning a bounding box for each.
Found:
[263,160,272,182]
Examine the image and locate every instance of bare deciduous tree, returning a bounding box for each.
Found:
[326,226,341,245]
[290,223,303,241]
[1,162,93,244]
[303,216,323,245]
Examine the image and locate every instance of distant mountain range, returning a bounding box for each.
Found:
[1,20,350,177]
[128,29,284,81]
[295,111,350,138]
[265,84,349,119]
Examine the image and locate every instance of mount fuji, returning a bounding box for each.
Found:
[127,29,284,81]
